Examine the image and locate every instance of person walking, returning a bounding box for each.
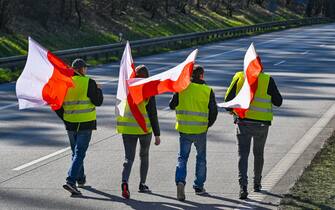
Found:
[116,65,161,199]
[224,70,282,199]
[56,58,103,195]
[169,65,218,201]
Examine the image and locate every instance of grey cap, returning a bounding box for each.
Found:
[71,58,90,70]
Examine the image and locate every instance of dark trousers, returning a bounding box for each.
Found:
[236,123,269,188]
[121,133,152,184]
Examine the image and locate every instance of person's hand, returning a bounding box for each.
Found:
[154,136,161,146]
[97,83,102,89]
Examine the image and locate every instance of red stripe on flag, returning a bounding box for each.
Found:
[128,62,194,105]
[127,60,148,133]
[127,94,148,133]
[42,52,74,110]
[234,56,262,118]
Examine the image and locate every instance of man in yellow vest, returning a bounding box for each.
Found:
[55,58,103,195]
[169,65,218,201]
[116,65,161,199]
[224,70,282,199]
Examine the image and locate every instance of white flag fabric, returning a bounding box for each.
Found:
[127,49,198,104]
[115,41,135,117]
[16,37,74,110]
[218,43,261,108]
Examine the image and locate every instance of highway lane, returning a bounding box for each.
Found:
[0,23,334,209]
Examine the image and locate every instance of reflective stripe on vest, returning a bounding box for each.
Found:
[233,72,273,121]
[116,121,152,127]
[116,100,152,135]
[177,121,208,126]
[176,110,209,118]
[175,83,211,134]
[63,76,96,123]
[63,100,91,105]
[64,107,96,114]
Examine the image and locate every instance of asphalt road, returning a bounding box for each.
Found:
[0,23,334,210]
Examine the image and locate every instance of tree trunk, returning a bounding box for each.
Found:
[74,0,81,28]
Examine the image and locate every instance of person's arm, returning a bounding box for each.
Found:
[55,107,64,120]
[87,79,103,106]
[208,89,218,127]
[268,77,283,107]
[146,97,161,145]
[169,93,179,110]
[224,79,238,112]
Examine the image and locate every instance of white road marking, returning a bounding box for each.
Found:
[0,102,18,110]
[249,101,335,202]
[301,50,310,55]
[274,60,286,66]
[12,147,70,171]
[162,107,170,111]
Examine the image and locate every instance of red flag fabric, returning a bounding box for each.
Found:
[16,37,74,110]
[116,41,147,132]
[127,49,198,105]
[217,43,263,119]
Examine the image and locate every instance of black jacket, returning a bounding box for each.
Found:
[55,78,103,131]
[225,75,282,125]
[169,78,218,128]
[146,96,160,136]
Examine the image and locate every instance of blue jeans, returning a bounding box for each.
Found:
[175,132,207,189]
[66,130,92,185]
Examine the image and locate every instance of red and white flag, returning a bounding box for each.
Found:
[127,49,198,105]
[16,37,74,110]
[218,43,263,118]
[116,41,148,132]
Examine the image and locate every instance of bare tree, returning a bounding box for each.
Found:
[0,0,12,30]
[74,0,82,28]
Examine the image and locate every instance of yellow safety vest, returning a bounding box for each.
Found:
[63,75,96,123]
[116,100,152,135]
[227,71,273,121]
[175,83,211,134]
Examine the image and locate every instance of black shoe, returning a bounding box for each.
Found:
[177,182,185,201]
[63,183,82,195]
[239,186,248,199]
[194,187,206,195]
[138,183,151,193]
[254,184,262,192]
[121,182,130,199]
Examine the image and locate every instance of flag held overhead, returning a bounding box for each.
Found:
[127,49,198,105]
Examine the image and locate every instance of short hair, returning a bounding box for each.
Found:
[192,65,204,80]
[135,65,149,78]
[71,58,89,70]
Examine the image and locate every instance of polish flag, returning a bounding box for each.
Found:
[218,43,263,118]
[116,41,148,133]
[16,37,74,110]
[127,49,198,105]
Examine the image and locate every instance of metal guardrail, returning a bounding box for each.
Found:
[0,17,331,70]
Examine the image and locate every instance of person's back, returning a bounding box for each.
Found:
[175,82,212,134]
